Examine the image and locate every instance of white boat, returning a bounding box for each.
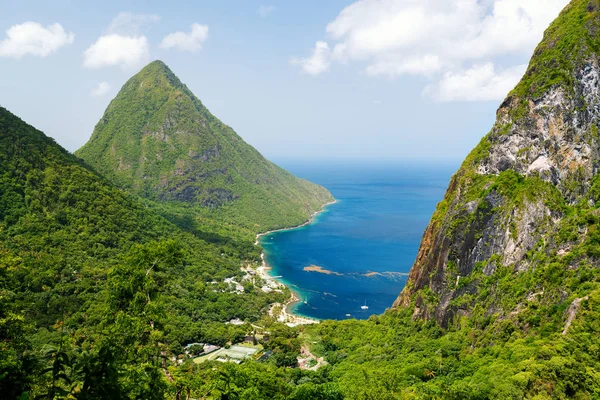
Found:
[360,300,369,310]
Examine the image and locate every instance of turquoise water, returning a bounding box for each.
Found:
[260,162,456,320]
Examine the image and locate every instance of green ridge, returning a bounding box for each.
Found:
[76,60,333,232]
[0,107,288,398]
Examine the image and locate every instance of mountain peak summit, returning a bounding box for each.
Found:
[134,60,186,89]
[145,59,169,69]
[510,0,600,100]
[76,62,333,230]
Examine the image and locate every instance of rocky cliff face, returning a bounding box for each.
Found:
[395,0,600,327]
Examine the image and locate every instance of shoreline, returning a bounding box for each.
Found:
[254,199,338,246]
[255,200,337,325]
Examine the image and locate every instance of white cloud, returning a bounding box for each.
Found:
[258,5,275,18]
[83,34,149,69]
[324,0,568,67]
[82,12,158,69]
[365,55,442,78]
[290,41,331,75]
[425,63,527,102]
[107,11,159,36]
[160,23,209,52]
[0,22,74,58]
[90,81,111,97]
[294,0,569,101]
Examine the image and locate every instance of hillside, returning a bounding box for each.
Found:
[0,107,288,398]
[76,60,333,231]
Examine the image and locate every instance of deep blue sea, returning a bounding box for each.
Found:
[260,162,456,321]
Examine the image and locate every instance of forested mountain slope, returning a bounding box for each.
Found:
[76,60,333,231]
[0,107,287,398]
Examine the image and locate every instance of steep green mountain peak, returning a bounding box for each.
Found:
[76,60,333,231]
[132,59,184,87]
[395,0,600,333]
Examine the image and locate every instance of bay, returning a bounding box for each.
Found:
[260,162,456,320]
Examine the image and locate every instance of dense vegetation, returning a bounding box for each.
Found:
[75,60,333,232]
[301,173,600,398]
[151,184,600,398]
[0,107,289,398]
[510,0,600,100]
[4,0,600,398]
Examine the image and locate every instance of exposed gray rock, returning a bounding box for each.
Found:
[478,61,600,200]
[395,59,600,326]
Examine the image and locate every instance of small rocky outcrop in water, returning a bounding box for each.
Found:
[395,0,600,328]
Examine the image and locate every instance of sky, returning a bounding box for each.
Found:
[0,0,570,163]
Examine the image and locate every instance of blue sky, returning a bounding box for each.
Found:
[0,0,569,162]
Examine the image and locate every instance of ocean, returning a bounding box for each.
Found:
[259,162,456,320]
